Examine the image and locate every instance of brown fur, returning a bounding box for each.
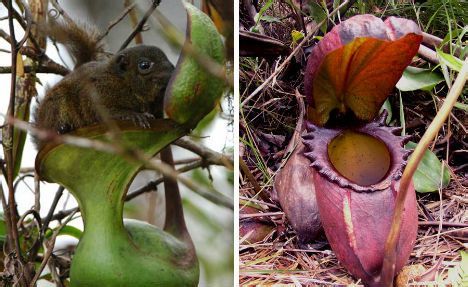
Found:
[33,20,174,149]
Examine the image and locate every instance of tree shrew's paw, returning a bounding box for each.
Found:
[116,112,155,129]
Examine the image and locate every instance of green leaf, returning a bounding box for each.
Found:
[0,212,6,243]
[436,48,463,72]
[192,107,218,136]
[379,99,392,125]
[291,30,305,44]
[396,66,444,91]
[308,2,327,33]
[45,225,83,240]
[441,27,467,55]
[406,141,451,193]
[254,0,273,25]
[454,101,468,111]
[448,251,468,287]
[12,98,30,180]
[259,15,280,23]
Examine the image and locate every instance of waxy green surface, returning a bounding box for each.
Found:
[164,2,225,126]
[36,120,198,287]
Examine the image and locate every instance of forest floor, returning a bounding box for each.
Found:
[239,1,467,286]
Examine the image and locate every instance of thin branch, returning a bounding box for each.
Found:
[49,207,78,222]
[29,209,78,287]
[124,0,143,44]
[50,156,222,220]
[0,0,41,51]
[19,46,70,75]
[127,159,208,201]
[239,157,261,194]
[14,0,33,49]
[239,211,284,219]
[175,138,234,169]
[3,116,234,209]
[49,0,72,22]
[34,173,40,212]
[418,221,468,228]
[422,32,462,57]
[0,64,69,75]
[119,0,161,51]
[138,151,233,209]
[279,89,305,169]
[41,186,65,235]
[98,2,137,42]
[0,28,12,43]
[173,157,201,165]
[3,0,24,275]
[419,44,440,65]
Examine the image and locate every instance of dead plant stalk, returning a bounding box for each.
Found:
[380,58,468,286]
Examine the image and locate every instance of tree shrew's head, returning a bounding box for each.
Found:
[112,45,175,103]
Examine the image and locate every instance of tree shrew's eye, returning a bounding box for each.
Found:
[138,59,154,74]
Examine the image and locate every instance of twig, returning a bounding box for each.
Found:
[379,58,468,286]
[0,28,12,43]
[422,32,462,57]
[432,95,467,134]
[50,154,227,220]
[13,173,34,191]
[98,2,136,42]
[175,138,234,169]
[176,159,205,173]
[3,0,25,278]
[173,157,201,165]
[285,0,306,36]
[239,212,284,219]
[0,64,69,75]
[20,46,70,75]
[279,89,305,170]
[41,186,65,235]
[4,116,234,209]
[47,256,65,287]
[14,0,33,49]
[127,159,210,201]
[419,44,440,65]
[241,0,350,106]
[119,0,161,50]
[49,0,72,22]
[29,209,78,287]
[0,0,40,51]
[239,157,261,194]
[418,221,468,228]
[138,150,233,209]
[124,0,143,44]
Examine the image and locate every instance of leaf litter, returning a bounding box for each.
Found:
[239,1,467,285]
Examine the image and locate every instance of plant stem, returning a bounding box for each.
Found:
[380,57,468,286]
[3,1,24,279]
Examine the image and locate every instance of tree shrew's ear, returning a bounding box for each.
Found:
[116,53,129,72]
